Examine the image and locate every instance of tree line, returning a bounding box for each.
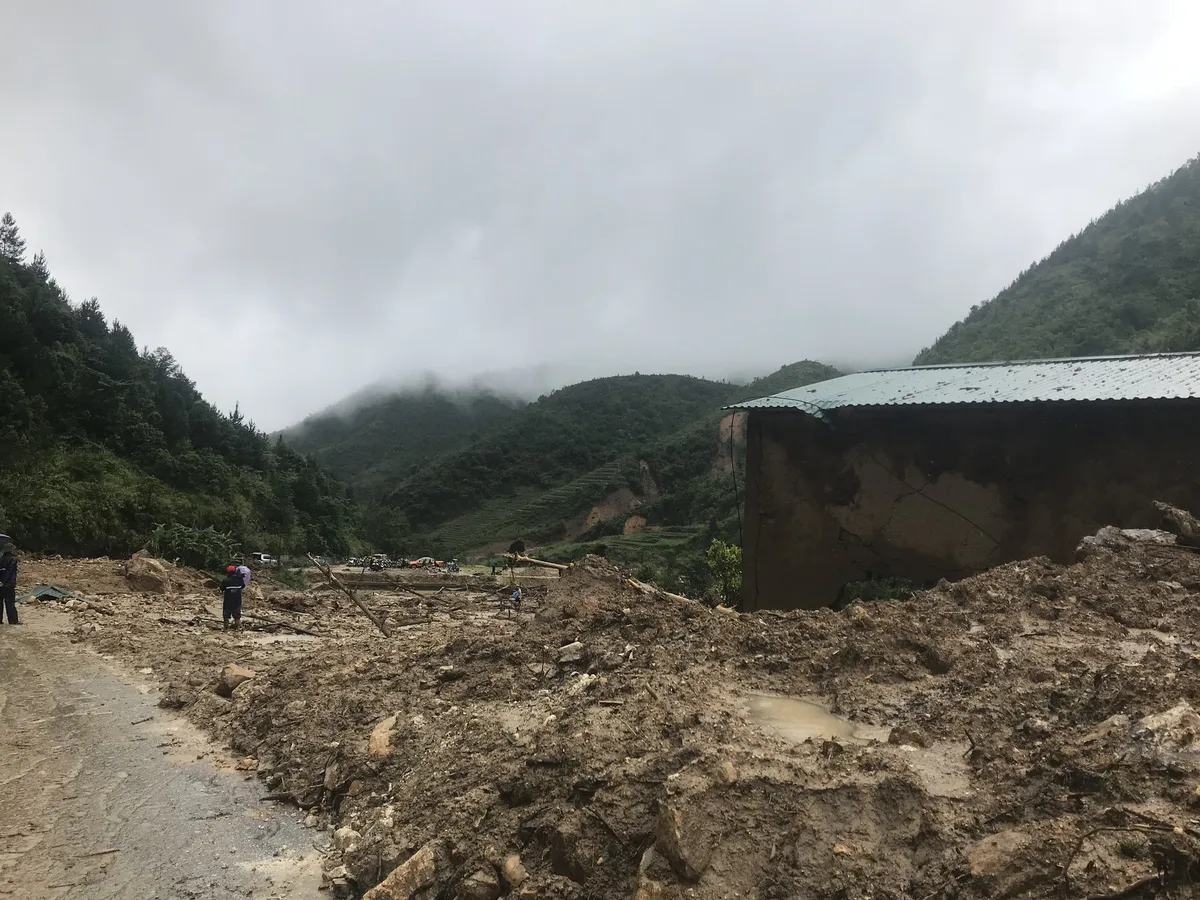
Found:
[0,212,376,558]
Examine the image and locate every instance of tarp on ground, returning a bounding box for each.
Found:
[17,584,75,603]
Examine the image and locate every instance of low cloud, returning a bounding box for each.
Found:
[4,0,1200,429]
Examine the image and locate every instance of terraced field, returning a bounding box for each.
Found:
[536,525,702,564]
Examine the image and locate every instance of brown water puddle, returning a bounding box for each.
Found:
[743,693,891,744]
[741,692,973,799]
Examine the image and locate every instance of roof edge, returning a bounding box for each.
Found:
[879,350,1200,374]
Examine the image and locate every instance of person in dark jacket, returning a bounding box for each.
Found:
[0,540,19,625]
[221,564,245,629]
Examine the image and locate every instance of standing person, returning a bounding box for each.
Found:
[0,539,18,625]
[234,559,251,589]
[221,564,245,630]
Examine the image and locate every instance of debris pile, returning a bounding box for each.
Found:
[27,535,1200,898]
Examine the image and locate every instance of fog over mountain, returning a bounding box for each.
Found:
[4,0,1200,429]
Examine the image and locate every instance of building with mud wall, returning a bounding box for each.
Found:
[732,353,1200,611]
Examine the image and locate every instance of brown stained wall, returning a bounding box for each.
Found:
[743,401,1200,610]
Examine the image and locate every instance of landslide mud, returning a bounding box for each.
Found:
[16,539,1200,898]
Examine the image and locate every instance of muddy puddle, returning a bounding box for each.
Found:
[239,633,322,647]
[742,692,973,799]
[743,693,891,744]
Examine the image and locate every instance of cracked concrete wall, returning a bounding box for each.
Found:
[743,402,1200,610]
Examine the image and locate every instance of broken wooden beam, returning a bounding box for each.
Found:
[307,554,392,637]
[506,553,568,571]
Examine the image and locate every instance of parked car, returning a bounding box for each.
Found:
[250,552,279,568]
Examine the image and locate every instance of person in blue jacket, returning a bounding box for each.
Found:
[0,538,19,625]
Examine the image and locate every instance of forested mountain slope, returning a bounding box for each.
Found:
[916,155,1200,365]
[393,361,840,554]
[0,213,357,556]
[284,386,522,495]
[386,374,737,529]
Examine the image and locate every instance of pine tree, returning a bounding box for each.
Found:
[30,250,49,279]
[0,212,26,262]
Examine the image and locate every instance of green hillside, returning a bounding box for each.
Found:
[386,361,840,559]
[917,155,1200,364]
[283,386,522,495]
[386,373,736,530]
[0,213,358,557]
[278,357,838,562]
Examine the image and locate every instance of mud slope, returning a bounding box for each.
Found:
[23,537,1200,899]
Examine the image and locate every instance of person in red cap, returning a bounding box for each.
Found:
[220,564,245,629]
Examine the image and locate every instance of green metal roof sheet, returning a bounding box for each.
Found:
[729,352,1200,419]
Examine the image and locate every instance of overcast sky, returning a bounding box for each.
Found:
[4,1,1200,430]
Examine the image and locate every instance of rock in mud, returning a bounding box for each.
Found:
[967,829,1030,876]
[1076,526,1175,560]
[322,865,356,898]
[558,641,584,664]
[216,664,256,698]
[1132,702,1200,759]
[324,758,352,794]
[1019,717,1053,739]
[888,726,929,748]
[1154,501,1200,547]
[551,815,600,883]
[190,691,231,724]
[158,682,192,709]
[363,841,439,900]
[370,713,399,758]
[965,830,1043,895]
[501,854,528,889]
[460,868,502,900]
[1188,784,1200,808]
[126,555,171,593]
[655,805,712,882]
[334,826,362,851]
[634,876,671,900]
[635,847,676,898]
[714,760,738,785]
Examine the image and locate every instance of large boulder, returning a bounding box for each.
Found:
[125,555,172,593]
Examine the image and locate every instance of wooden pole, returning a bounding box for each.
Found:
[506,553,569,572]
[625,577,693,605]
[307,554,392,637]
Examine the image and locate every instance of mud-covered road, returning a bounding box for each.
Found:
[0,619,324,899]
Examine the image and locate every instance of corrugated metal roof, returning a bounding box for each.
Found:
[729,352,1200,419]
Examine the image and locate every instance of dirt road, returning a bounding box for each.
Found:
[0,618,324,899]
